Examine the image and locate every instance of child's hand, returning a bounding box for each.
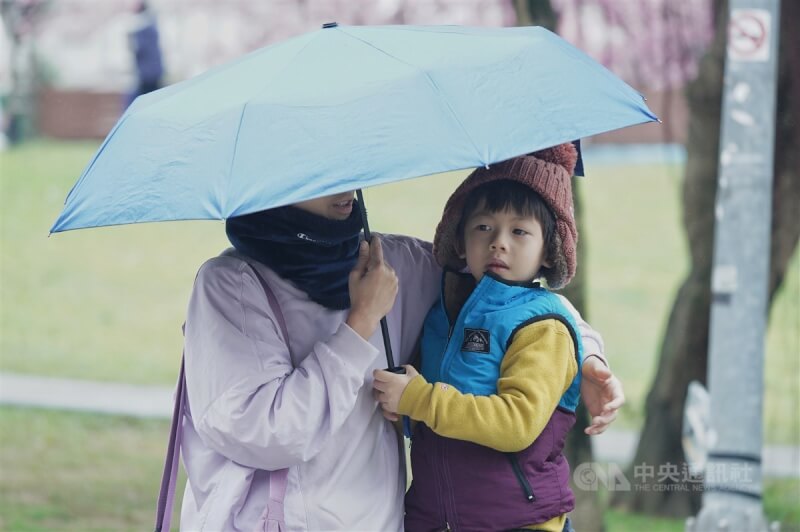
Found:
[372,365,419,421]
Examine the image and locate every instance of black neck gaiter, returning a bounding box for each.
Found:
[225,203,363,310]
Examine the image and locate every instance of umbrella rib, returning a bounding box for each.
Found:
[338,28,487,166]
[224,102,250,218]
[222,33,324,218]
[62,112,134,208]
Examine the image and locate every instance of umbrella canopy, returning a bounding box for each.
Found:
[50,24,658,233]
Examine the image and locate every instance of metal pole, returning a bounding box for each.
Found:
[690,1,780,530]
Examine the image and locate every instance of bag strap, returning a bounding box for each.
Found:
[155,355,187,532]
[155,263,291,532]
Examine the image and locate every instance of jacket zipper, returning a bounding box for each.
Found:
[435,429,455,531]
[507,453,536,502]
[432,276,458,530]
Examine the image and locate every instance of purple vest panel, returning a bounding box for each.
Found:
[405,409,576,531]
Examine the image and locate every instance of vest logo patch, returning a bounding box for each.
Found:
[462,328,490,353]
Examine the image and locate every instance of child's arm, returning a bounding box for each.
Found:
[374,319,577,453]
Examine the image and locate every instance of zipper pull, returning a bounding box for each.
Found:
[445,522,452,532]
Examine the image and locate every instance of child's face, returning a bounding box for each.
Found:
[460,206,550,284]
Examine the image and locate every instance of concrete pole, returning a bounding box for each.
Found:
[690,1,780,531]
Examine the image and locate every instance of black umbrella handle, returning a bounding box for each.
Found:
[355,190,405,374]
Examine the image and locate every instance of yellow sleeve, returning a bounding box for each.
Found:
[397,319,578,452]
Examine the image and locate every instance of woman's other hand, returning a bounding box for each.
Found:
[581,355,625,435]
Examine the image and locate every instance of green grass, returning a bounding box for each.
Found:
[605,509,685,531]
[0,406,185,531]
[764,477,800,528]
[1,140,798,445]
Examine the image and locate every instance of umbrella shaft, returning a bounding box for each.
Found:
[356,189,372,241]
[379,318,396,369]
[356,189,397,370]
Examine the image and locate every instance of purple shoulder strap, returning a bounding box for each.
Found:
[155,263,291,532]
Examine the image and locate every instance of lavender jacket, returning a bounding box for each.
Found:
[180,235,439,531]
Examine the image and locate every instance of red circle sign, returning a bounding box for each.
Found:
[728,12,766,57]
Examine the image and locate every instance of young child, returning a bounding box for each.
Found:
[373,143,584,532]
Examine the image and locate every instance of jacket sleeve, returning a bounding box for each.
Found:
[397,319,577,452]
[556,294,607,367]
[184,257,379,470]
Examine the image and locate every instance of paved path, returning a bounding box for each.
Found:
[0,372,174,418]
[2,371,798,479]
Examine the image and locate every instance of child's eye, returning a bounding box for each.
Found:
[513,228,529,236]
[476,224,491,232]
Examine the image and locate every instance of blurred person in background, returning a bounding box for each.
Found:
[125,0,163,108]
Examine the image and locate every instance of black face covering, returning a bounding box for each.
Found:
[225,202,363,310]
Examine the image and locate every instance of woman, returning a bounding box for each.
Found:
[179,191,622,531]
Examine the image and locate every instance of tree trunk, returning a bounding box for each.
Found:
[613,0,799,517]
[512,1,606,530]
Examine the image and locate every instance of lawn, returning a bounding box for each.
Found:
[0,407,184,531]
[2,140,797,444]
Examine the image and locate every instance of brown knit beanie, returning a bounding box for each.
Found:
[433,142,578,289]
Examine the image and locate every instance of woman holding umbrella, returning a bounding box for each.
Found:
[178,190,623,531]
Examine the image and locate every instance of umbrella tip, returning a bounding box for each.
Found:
[323,22,338,29]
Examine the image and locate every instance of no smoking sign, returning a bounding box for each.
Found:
[728,9,771,62]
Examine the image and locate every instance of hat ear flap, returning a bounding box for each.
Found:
[543,230,570,290]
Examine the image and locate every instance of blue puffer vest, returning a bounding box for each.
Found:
[405,271,584,531]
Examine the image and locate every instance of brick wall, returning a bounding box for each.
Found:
[593,89,688,145]
[36,88,689,144]
[38,89,124,139]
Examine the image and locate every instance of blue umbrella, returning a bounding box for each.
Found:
[50,23,657,234]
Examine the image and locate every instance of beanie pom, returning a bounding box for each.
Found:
[529,143,578,177]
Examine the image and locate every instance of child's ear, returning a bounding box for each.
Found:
[539,249,552,269]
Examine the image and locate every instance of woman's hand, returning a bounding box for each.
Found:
[346,236,399,340]
[373,365,419,421]
[581,355,625,435]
